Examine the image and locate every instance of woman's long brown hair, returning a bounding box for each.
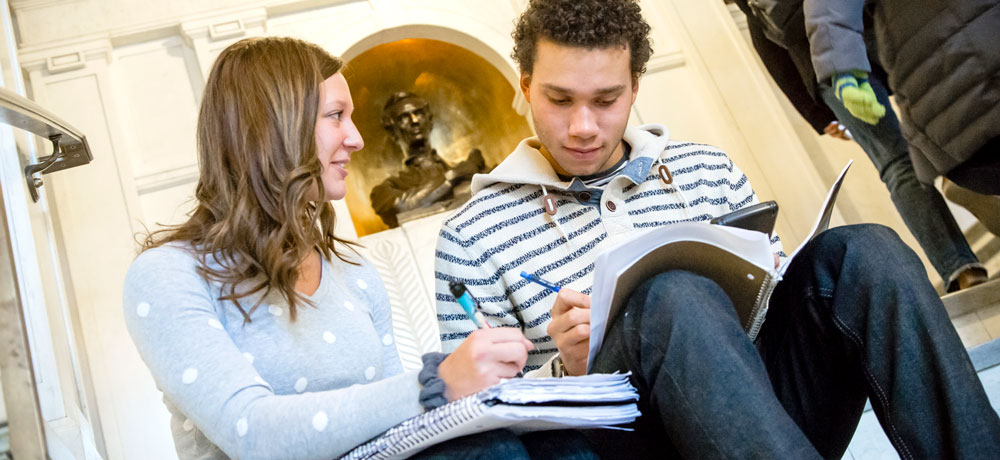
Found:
[141,36,356,322]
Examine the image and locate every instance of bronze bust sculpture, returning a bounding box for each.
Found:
[369,92,487,227]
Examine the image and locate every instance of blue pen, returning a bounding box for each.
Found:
[448,280,490,329]
[520,271,561,292]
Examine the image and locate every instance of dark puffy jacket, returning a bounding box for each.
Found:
[805,0,1000,182]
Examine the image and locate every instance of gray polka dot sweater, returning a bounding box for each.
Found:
[122,244,422,459]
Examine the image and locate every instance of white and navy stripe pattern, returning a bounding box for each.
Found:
[435,128,783,376]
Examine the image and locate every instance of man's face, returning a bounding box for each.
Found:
[387,98,432,151]
[520,38,638,177]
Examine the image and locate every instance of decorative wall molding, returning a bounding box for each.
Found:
[19,38,112,74]
[14,0,359,48]
[180,9,269,82]
[646,50,687,74]
[9,0,81,12]
[180,8,267,45]
[134,163,199,195]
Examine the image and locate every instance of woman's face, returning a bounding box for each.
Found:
[315,72,364,201]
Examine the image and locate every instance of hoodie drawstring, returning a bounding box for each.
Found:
[540,184,576,251]
[658,164,691,221]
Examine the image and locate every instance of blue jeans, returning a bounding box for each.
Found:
[818,76,979,283]
[410,429,598,460]
[591,224,1000,459]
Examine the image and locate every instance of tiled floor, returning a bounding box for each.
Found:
[955,310,998,348]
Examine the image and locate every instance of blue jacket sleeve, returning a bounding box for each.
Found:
[804,0,871,82]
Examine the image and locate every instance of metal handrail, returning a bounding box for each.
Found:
[0,87,96,459]
[0,86,93,201]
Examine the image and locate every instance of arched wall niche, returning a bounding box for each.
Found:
[336,25,533,236]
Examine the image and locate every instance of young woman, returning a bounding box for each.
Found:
[122,36,594,460]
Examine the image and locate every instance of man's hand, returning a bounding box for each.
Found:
[546,288,591,376]
[438,328,533,401]
[823,121,852,141]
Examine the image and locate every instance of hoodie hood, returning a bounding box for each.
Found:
[471,124,672,193]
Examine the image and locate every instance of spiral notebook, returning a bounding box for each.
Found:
[341,373,640,460]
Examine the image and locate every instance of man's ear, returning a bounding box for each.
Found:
[631,77,640,104]
[519,72,532,103]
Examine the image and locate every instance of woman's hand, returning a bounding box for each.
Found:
[438,328,533,401]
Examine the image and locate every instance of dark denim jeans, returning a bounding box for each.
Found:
[818,76,979,283]
[591,224,1000,460]
[410,429,598,460]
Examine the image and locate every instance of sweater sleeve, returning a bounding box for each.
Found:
[434,220,521,353]
[122,247,422,460]
[364,261,405,376]
[804,0,871,82]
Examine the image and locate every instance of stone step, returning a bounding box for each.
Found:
[942,277,1000,320]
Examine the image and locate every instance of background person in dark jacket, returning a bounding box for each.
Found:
[732,0,845,138]
[736,0,987,292]
[803,0,1000,196]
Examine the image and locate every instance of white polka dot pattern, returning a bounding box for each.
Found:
[313,411,329,432]
[382,334,393,346]
[268,305,282,316]
[182,418,194,432]
[365,367,376,380]
[323,331,336,344]
[136,302,150,318]
[208,319,223,330]
[236,418,248,437]
[294,377,308,393]
[343,301,355,311]
[182,368,198,384]
[356,279,368,290]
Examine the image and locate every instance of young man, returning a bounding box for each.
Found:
[434,0,1000,458]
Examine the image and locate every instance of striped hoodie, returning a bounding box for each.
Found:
[433,124,782,376]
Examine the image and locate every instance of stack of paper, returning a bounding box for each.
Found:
[342,373,640,460]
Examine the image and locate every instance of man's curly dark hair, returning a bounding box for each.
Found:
[512,0,653,80]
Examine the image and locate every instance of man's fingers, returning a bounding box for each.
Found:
[550,288,591,315]
[549,306,590,337]
[553,307,590,331]
[557,322,591,347]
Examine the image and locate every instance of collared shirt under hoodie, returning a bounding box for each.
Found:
[434,124,783,377]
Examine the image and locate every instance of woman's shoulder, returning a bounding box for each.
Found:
[125,242,203,287]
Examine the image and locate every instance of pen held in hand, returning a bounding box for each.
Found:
[448,280,491,329]
[520,271,561,293]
